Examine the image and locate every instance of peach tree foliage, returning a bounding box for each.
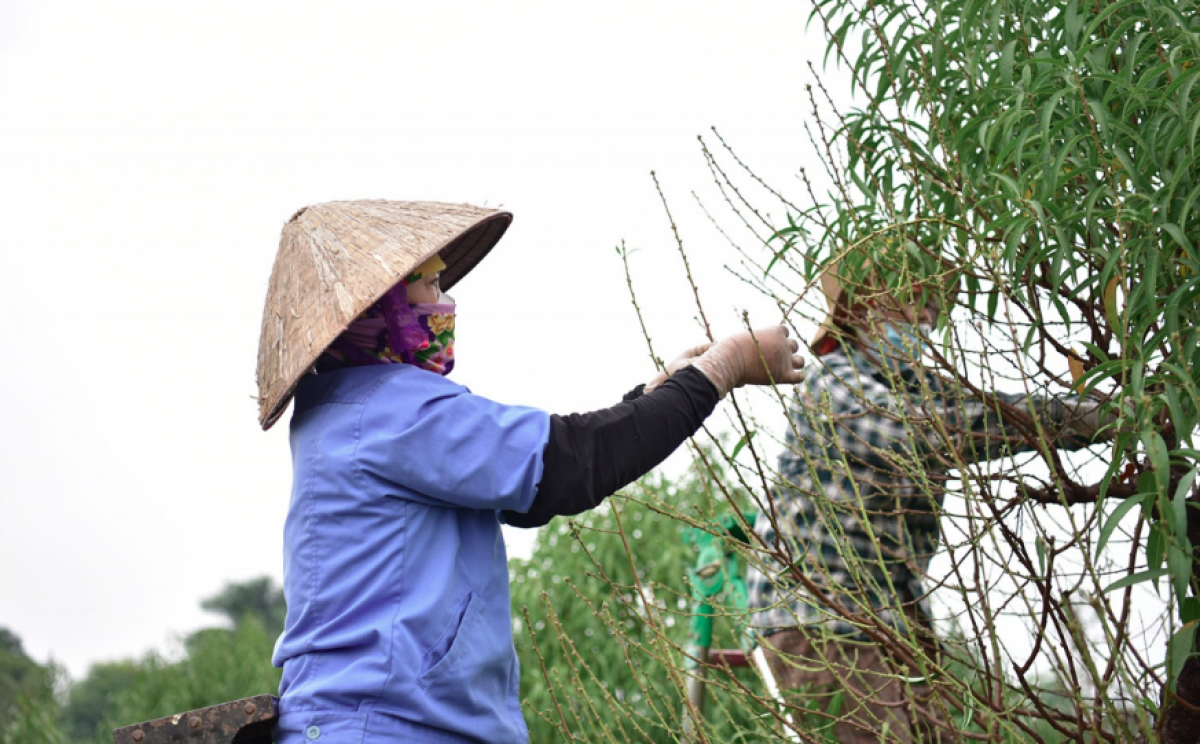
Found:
[509,469,771,743]
[767,0,1199,737]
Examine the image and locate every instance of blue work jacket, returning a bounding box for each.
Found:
[272,364,550,744]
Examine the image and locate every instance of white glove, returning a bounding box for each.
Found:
[644,343,714,393]
[690,326,806,398]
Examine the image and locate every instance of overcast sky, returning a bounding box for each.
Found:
[0,1,847,679]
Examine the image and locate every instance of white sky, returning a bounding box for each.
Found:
[0,1,840,678]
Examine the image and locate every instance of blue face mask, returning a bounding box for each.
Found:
[871,323,933,360]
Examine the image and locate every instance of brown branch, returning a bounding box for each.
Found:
[1019,479,1139,506]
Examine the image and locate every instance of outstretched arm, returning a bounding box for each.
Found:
[503,366,718,527]
[505,326,805,527]
[852,374,1118,465]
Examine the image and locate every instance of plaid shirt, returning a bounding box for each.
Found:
[746,344,1077,637]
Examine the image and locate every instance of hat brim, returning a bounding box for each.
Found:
[808,269,848,355]
[439,213,511,291]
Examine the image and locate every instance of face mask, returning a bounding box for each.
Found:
[871,322,932,360]
[317,263,458,377]
[406,302,456,376]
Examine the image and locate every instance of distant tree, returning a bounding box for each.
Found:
[1,629,34,722]
[1,688,67,744]
[0,628,53,728]
[61,661,139,742]
[0,628,67,744]
[96,616,281,744]
[62,578,285,743]
[199,576,286,635]
[0,629,23,656]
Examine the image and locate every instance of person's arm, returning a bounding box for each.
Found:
[815,354,1118,468]
[873,374,1115,464]
[503,366,718,528]
[505,326,807,528]
[928,386,1117,463]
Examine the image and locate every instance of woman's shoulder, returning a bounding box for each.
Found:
[296,364,467,410]
[352,365,474,412]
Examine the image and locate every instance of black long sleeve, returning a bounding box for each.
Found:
[502,365,719,528]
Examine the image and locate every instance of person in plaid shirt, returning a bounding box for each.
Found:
[745,264,1111,743]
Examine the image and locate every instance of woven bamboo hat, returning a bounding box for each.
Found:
[255,200,512,430]
[807,265,850,356]
[808,259,946,355]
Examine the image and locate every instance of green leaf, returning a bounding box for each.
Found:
[1081,0,1138,45]
[1064,0,1083,46]
[1000,40,1017,85]
[1190,103,1200,155]
[1148,522,1167,581]
[1143,427,1171,497]
[1168,621,1198,687]
[1162,223,1195,254]
[1138,471,1158,515]
[1169,544,1193,605]
[1102,432,1134,500]
[730,431,757,460]
[1179,183,1200,234]
[1172,468,1196,537]
[1105,567,1170,593]
[1040,88,1071,149]
[1183,598,1200,625]
[994,173,1022,199]
[1097,491,1152,557]
[985,288,1000,322]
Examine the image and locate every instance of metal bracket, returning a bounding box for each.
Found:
[112,694,278,744]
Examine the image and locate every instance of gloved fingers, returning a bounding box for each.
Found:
[643,371,669,393]
[665,346,712,376]
[759,350,806,385]
[776,355,807,384]
[733,326,802,387]
[648,341,718,391]
[678,342,714,359]
[691,325,807,396]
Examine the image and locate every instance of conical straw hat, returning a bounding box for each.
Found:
[807,258,948,354]
[807,266,848,355]
[256,200,512,430]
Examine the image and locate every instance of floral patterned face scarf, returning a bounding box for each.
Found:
[317,255,456,376]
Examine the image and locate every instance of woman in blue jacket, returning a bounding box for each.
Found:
[256,200,804,743]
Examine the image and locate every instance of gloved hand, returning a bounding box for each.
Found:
[644,342,714,393]
[690,326,806,398]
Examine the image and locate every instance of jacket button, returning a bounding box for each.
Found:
[306,725,321,740]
